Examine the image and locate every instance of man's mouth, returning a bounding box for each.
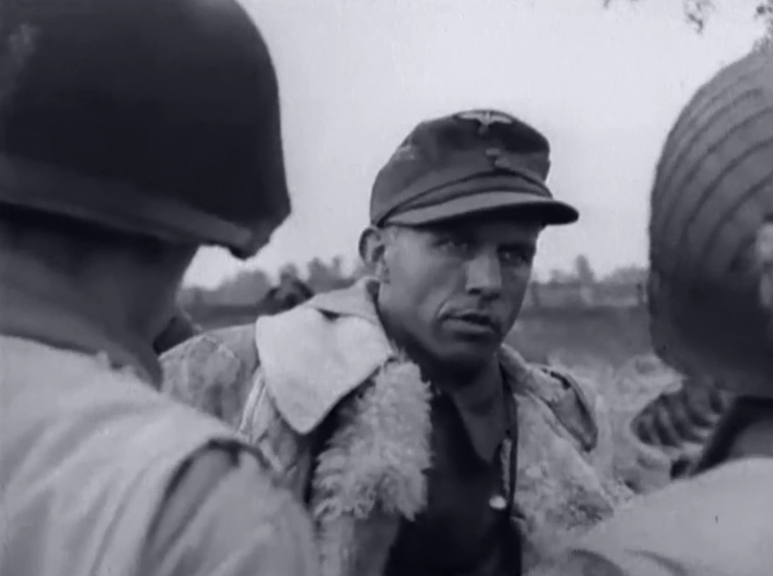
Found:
[445,312,501,337]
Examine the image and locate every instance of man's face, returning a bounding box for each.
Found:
[379,213,541,369]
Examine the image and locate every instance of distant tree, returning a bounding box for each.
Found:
[306,256,353,293]
[574,255,597,286]
[572,255,596,306]
[758,0,773,37]
[605,0,773,35]
[211,268,272,306]
[549,268,577,284]
[754,19,773,51]
[263,267,315,314]
[528,282,543,310]
[604,265,648,285]
[278,263,302,282]
[329,255,345,279]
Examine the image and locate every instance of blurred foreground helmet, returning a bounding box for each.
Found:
[648,49,773,397]
[0,0,289,258]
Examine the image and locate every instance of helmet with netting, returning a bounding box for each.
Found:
[0,0,289,258]
[648,49,773,397]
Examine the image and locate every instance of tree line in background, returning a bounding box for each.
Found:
[179,254,648,322]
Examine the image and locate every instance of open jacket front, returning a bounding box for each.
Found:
[161,280,631,575]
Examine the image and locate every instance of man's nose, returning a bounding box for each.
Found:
[465,250,503,298]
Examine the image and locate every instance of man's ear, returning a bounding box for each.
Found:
[358,226,390,281]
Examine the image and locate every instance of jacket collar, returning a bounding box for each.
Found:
[307,276,383,324]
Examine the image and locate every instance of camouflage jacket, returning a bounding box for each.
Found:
[161,280,630,576]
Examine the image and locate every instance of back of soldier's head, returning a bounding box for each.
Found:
[0,0,289,258]
[648,49,773,397]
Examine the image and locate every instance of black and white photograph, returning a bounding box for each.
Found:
[2,1,773,575]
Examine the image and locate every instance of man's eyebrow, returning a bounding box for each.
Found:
[500,239,536,251]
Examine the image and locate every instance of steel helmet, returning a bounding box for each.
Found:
[0,0,289,258]
[648,49,773,397]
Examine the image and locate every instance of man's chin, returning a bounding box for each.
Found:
[435,338,502,369]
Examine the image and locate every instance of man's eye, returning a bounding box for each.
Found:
[439,237,472,253]
[500,249,532,266]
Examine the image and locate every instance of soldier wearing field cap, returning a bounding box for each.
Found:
[162,108,630,576]
[0,1,317,575]
[526,50,773,576]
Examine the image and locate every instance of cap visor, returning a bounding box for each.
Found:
[386,190,579,226]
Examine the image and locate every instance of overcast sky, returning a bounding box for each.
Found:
[184,0,764,288]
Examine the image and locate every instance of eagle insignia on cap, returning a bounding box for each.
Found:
[456,109,514,134]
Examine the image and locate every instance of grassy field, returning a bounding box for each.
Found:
[507,305,652,366]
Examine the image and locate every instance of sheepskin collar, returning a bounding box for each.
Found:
[254,279,618,575]
[255,278,395,434]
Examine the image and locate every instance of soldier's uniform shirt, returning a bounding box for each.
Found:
[386,360,516,576]
[0,258,316,576]
[531,458,773,576]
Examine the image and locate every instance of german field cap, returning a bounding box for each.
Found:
[370,109,579,227]
[648,49,773,396]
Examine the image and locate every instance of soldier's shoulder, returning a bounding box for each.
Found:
[144,442,317,576]
[542,459,773,576]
